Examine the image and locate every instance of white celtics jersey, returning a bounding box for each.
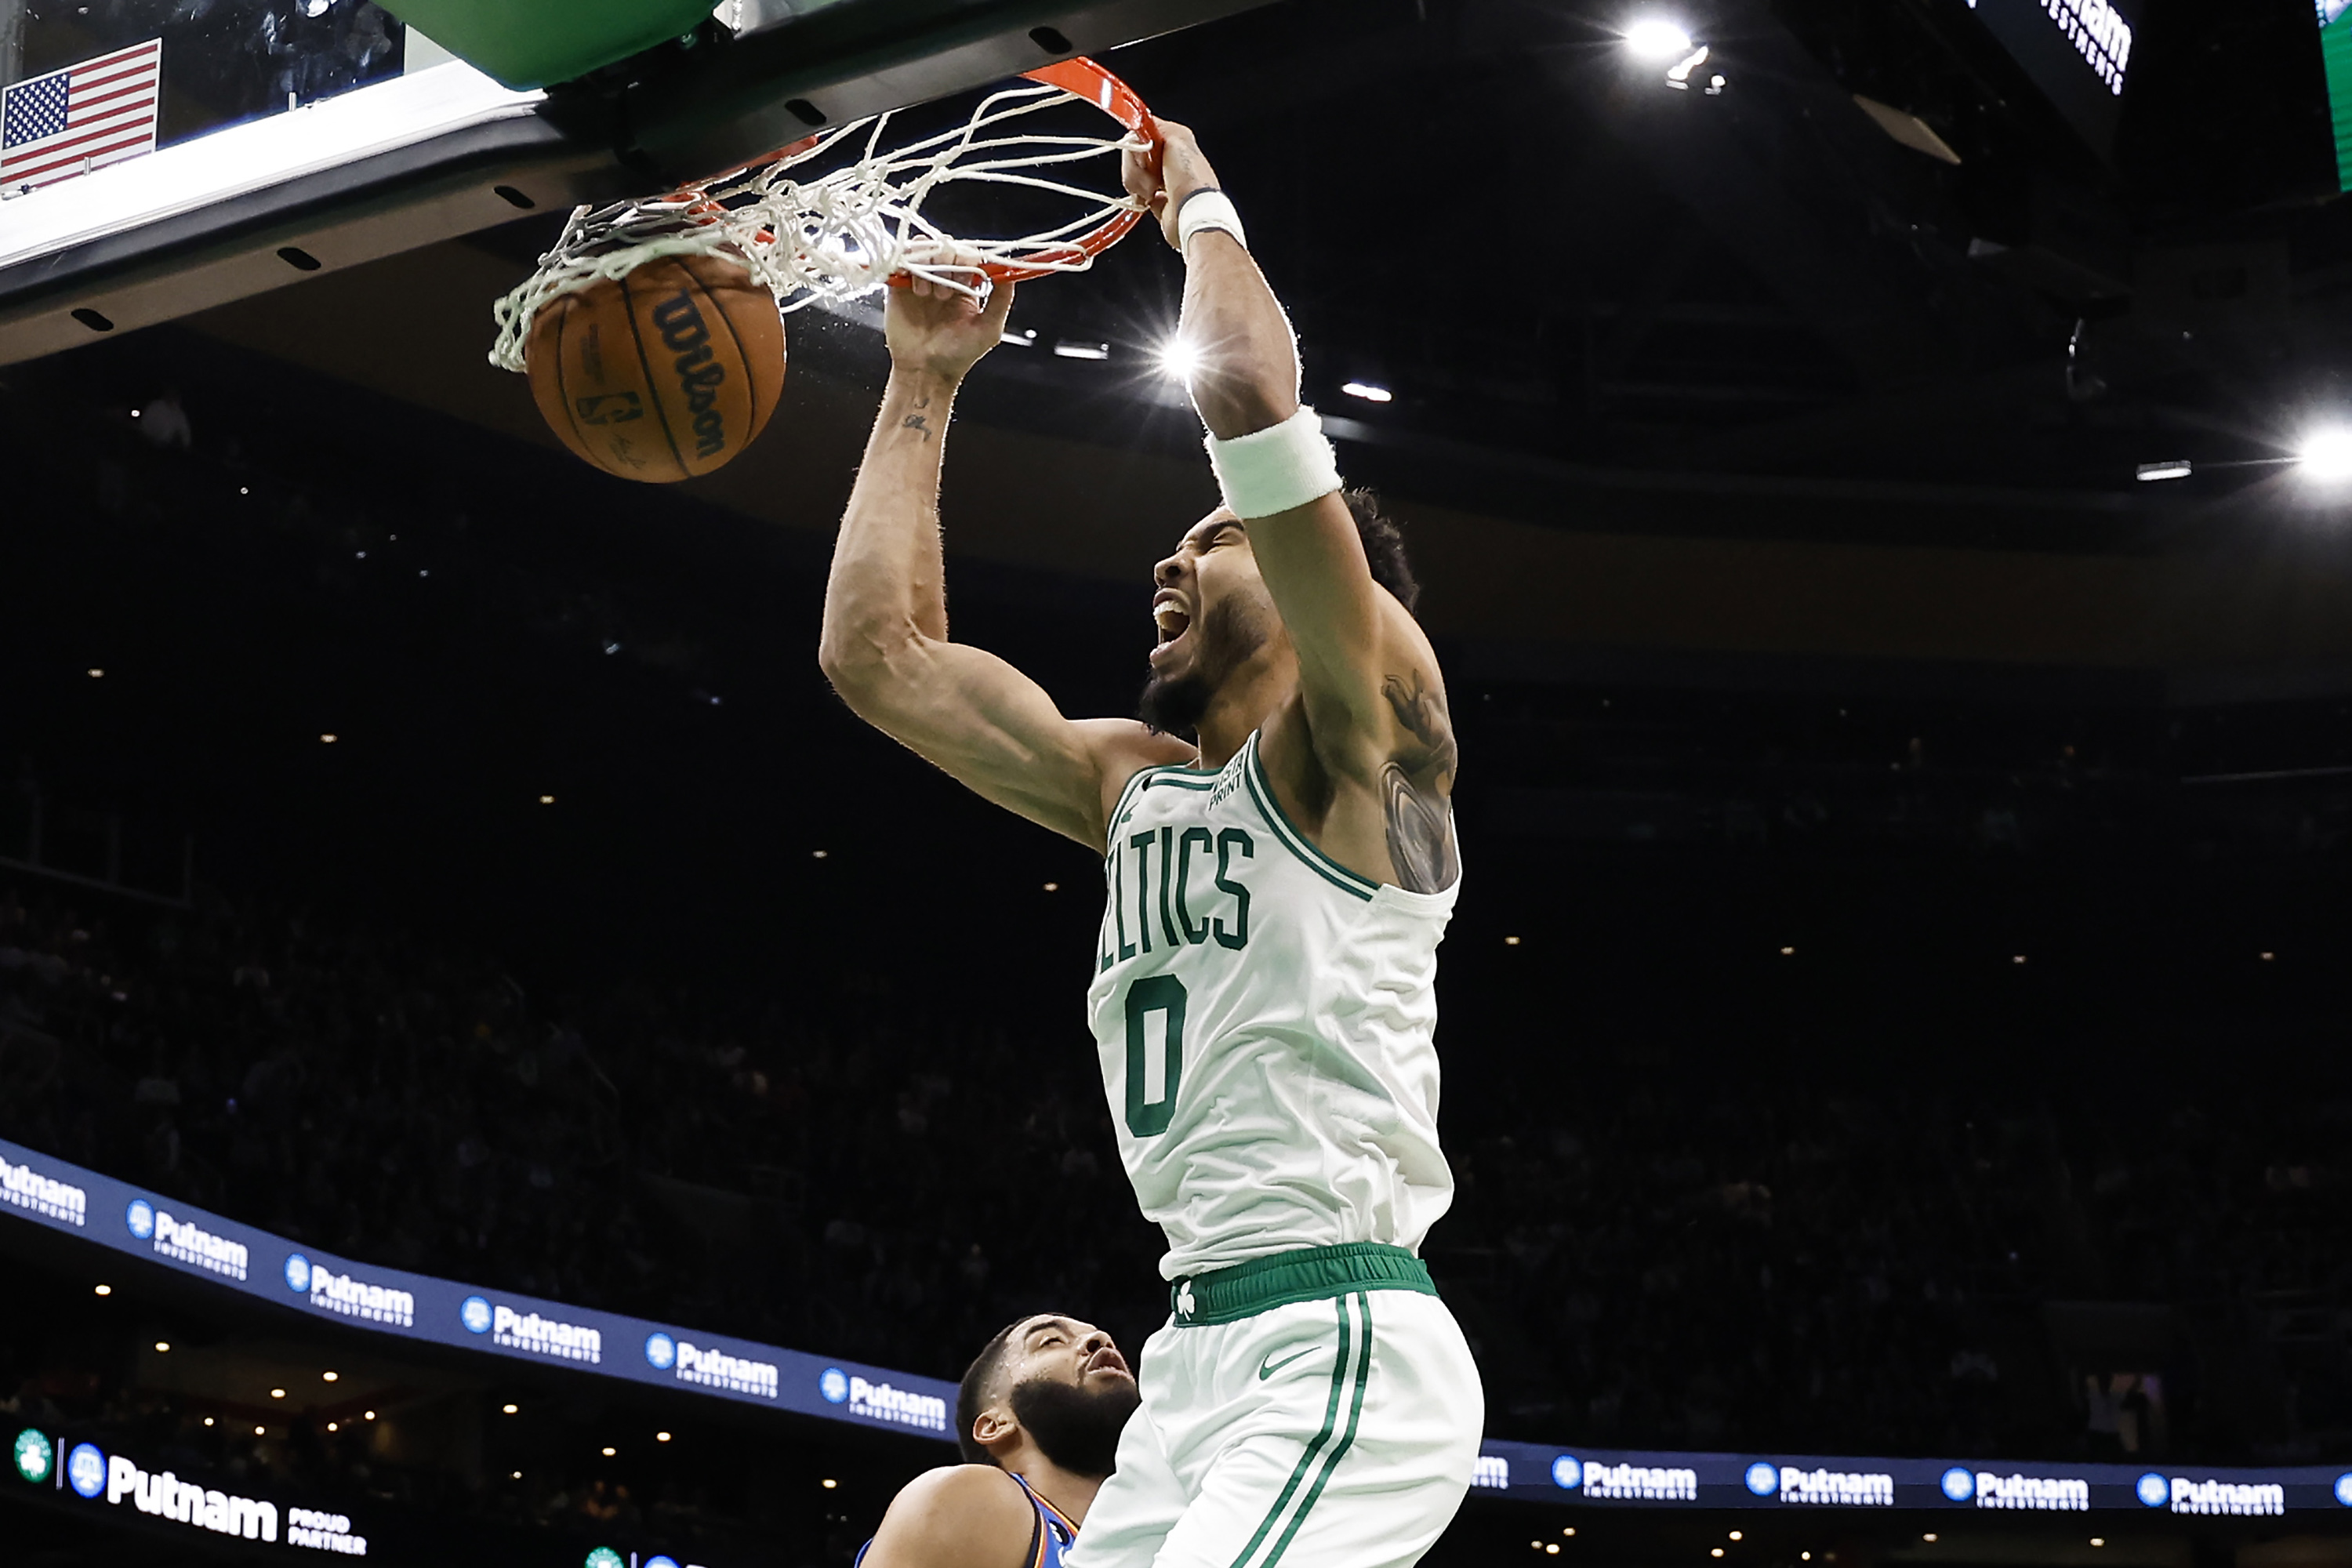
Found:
[1084,731,1460,1280]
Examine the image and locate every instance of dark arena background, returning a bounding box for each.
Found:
[7,0,2352,1565]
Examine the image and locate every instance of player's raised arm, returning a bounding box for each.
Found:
[1125,125,1459,880]
[818,263,1191,847]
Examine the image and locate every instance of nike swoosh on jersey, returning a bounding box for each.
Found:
[1258,1345,1319,1380]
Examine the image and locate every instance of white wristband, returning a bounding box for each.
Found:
[1176,188,1250,255]
[1206,405,1342,520]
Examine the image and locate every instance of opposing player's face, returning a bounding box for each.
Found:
[1140,510,1276,733]
[997,1313,1134,1396]
[993,1315,1140,1478]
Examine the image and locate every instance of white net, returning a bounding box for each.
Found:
[488,78,1149,372]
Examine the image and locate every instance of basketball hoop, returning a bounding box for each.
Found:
[488,57,1157,372]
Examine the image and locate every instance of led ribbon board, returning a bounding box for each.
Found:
[1964,0,2142,157]
[1476,1444,2352,1513]
[0,1136,950,1439]
[12,1132,2352,1509]
[12,1426,706,1566]
[5,1431,370,1555]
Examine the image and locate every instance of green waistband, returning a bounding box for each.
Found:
[1169,1243,1436,1326]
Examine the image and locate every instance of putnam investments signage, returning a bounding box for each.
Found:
[6,1434,368,1555]
[0,1136,949,1436]
[5,1134,2352,1512]
[1965,0,2141,156]
[1474,1446,2348,1512]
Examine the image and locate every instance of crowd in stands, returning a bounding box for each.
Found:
[0,876,1167,1381]
[7,869,2352,1475]
[1444,1082,2352,1462]
[5,347,2352,1526]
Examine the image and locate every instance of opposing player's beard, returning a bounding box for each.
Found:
[1008,1374,1140,1479]
[1138,596,1268,739]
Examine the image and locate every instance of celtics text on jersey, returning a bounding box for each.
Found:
[1084,731,1461,1281]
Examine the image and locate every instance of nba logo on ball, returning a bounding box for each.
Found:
[284,1254,311,1293]
[67,1443,106,1499]
[125,1200,154,1240]
[460,1295,493,1334]
[819,1368,850,1405]
[1550,1455,1582,1491]
[1745,1463,1780,1497]
[1940,1468,1976,1503]
[2136,1474,2169,1508]
[645,1334,677,1370]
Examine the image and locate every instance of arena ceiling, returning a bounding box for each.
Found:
[147,0,2352,685]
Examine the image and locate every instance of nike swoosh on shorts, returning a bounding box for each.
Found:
[1258,1346,1319,1380]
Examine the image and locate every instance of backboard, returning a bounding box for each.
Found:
[0,0,1273,367]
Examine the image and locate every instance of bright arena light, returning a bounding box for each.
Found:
[2299,427,2352,480]
[1160,338,1202,382]
[1624,17,1694,60]
[1341,380,1393,403]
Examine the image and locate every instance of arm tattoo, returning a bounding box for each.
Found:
[1379,670,1460,895]
[899,392,935,441]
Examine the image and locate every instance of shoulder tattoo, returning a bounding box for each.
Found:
[1379,670,1459,895]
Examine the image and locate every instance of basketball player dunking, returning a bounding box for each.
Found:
[821,119,1482,1568]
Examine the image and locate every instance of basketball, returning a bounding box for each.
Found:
[524,251,786,484]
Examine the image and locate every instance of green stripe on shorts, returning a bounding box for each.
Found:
[1261,1293,1374,1568]
[1228,1294,1365,1568]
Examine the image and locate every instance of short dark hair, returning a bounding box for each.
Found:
[956,1318,1027,1465]
[1341,486,1420,614]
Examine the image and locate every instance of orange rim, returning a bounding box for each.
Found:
[981,56,1160,283]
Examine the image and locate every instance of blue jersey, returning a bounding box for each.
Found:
[856,1472,1076,1568]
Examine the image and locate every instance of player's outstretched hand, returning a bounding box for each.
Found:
[1124,118,1222,250]
[885,246,1015,383]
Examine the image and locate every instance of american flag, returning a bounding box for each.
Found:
[2,38,165,194]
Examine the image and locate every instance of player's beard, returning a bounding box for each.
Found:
[1008,1374,1140,1479]
[1138,594,1269,739]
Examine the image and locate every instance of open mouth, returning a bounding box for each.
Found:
[1152,599,1192,658]
[1085,1345,1133,1379]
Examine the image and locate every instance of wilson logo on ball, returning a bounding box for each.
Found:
[651,292,731,459]
[520,251,786,485]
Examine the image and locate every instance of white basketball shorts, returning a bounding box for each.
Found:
[1069,1245,1483,1568]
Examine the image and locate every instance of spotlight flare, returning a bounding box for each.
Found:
[1625,18,1694,60]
